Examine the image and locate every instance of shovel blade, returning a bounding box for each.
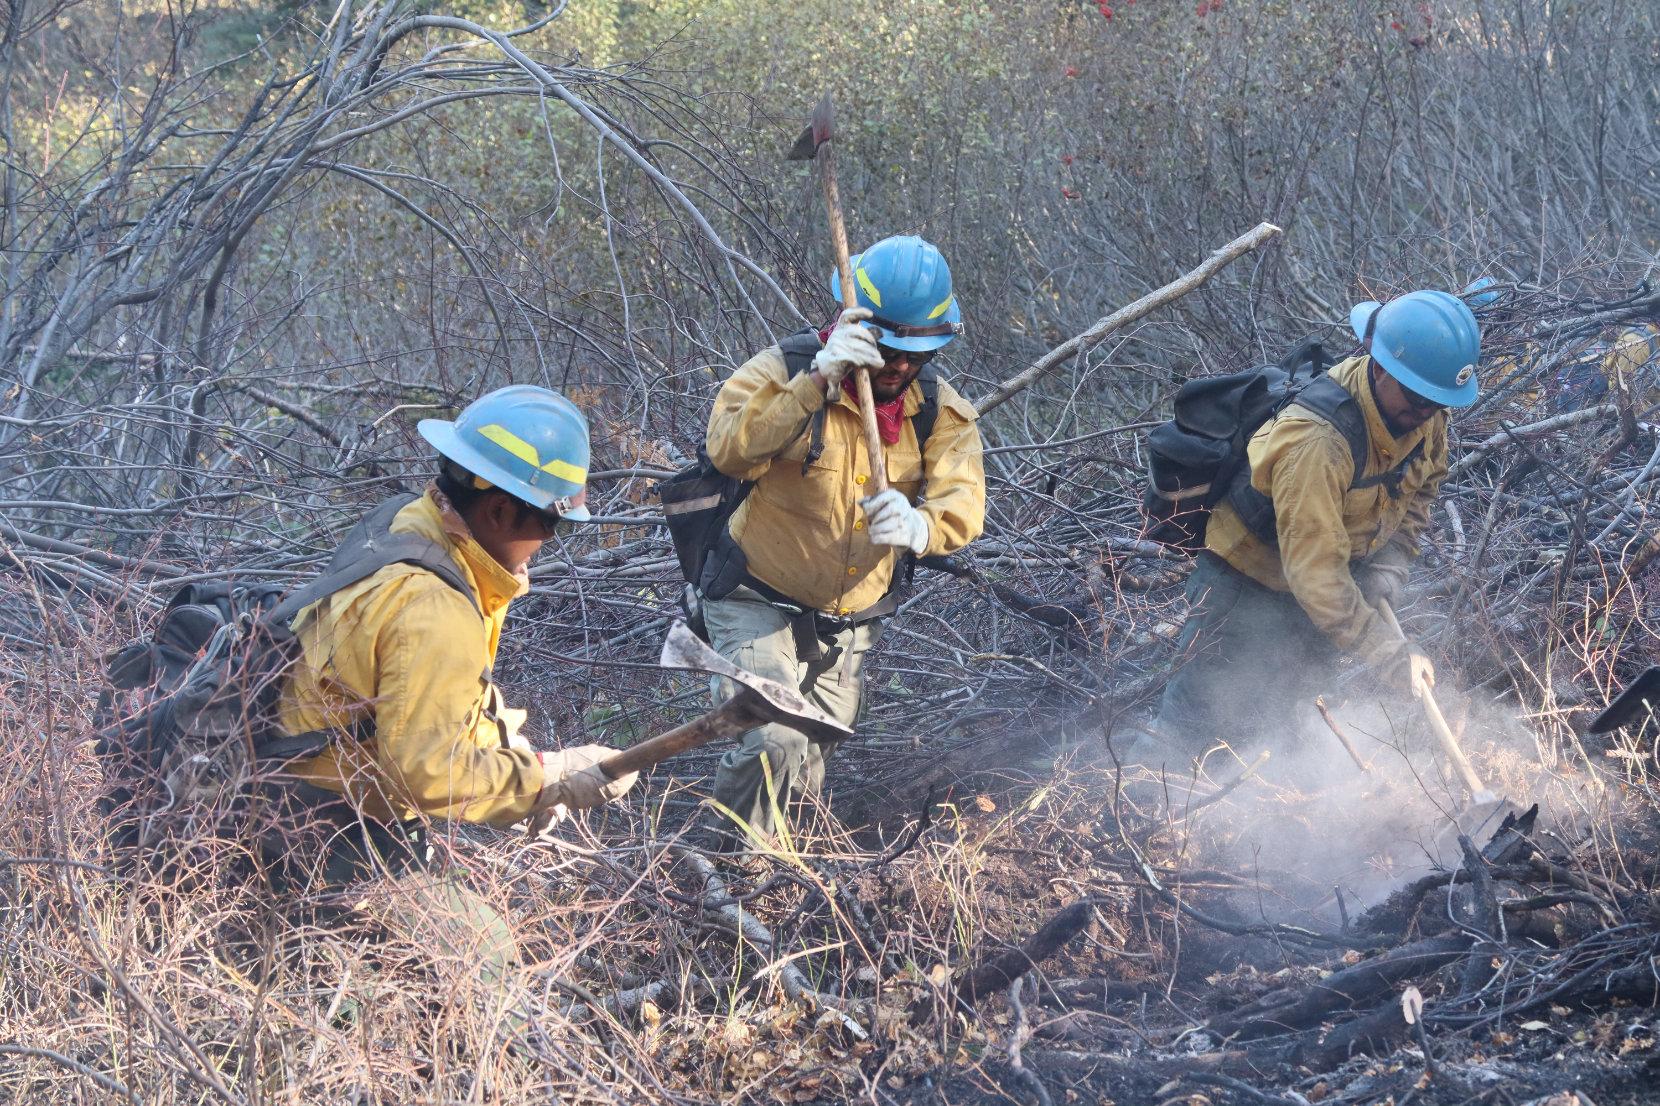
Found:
[1589,665,1660,733]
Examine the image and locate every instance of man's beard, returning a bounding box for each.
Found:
[870,365,923,401]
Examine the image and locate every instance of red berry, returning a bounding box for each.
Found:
[1102,6,1112,18]
[1197,0,1208,15]
[1065,66,1079,77]
[1061,154,1074,165]
[1391,20,1404,29]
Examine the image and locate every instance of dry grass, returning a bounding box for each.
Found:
[6,595,1658,1106]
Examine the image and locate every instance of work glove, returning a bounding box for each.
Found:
[1354,543,1413,609]
[528,745,637,836]
[1382,641,1437,697]
[860,488,931,555]
[811,307,883,391]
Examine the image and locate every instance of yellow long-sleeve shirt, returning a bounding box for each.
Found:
[1205,355,1449,665]
[278,490,546,825]
[1602,322,1660,403]
[706,347,986,614]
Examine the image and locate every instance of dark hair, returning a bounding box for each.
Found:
[436,459,545,529]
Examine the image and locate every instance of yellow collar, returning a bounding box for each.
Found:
[1339,355,1413,446]
[415,487,530,608]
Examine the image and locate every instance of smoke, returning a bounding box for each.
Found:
[1164,682,1608,927]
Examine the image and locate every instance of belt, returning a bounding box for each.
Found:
[738,571,897,663]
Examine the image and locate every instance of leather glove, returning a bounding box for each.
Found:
[1354,543,1413,608]
[860,488,931,555]
[528,745,637,835]
[1382,641,1437,696]
[811,307,883,391]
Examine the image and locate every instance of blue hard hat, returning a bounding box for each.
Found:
[1349,290,1482,408]
[1461,277,1502,309]
[829,234,962,352]
[419,385,591,521]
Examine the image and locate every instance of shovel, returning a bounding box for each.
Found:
[594,621,851,781]
[1588,665,1660,734]
[788,92,889,496]
[1376,599,1512,834]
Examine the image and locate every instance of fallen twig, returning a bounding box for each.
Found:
[1005,974,1054,1106]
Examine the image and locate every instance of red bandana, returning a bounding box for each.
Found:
[841,376,907,444]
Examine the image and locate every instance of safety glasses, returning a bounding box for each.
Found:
[878,344,936,368]
[1399,381,1446,414]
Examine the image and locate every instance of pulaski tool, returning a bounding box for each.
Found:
[1589,665,1660,734]
[595,621,851,781]
[787,92,889,496]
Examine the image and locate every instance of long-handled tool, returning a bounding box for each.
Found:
[1376,599,1510,829]
[595,621,851,781]
[788,93,889,496]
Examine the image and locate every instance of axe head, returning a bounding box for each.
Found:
[660,621,851,744]
[786,93,835,161]
[1590,665,1660,733]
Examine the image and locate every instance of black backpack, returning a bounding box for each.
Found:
[658,327,940,588]
[95,493,475,850]
[1142,339,1421,553]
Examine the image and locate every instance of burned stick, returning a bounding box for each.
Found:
[1315,696,1371,773]
[1004,974,1054,1106]
[1455,833,1505,999]
[1113,831,1377,951]
[1184,750,1270,814]
[955,899,1099,1008]
[1178,1072,1308,1106]
[1207,933,1473,1039]
[670,845,869,1038]
[1294,994,1415,1068]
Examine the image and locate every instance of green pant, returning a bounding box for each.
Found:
[703,586,879,842]
[1146,552,1331,763]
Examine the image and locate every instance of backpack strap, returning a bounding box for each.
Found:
[1288,375,1370,478]
[1295,376,1425,495]
[779,328,828,472]
[776,328,944,458]
[1229,375,1426,546]
[269,493,478,628]
[912,366,941,454]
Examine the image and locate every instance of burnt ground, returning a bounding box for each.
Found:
[802,708,1660,1106]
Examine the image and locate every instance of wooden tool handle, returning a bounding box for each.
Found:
[817,142,889,496]
[597,701,745,781]
[1375,599,1491,798]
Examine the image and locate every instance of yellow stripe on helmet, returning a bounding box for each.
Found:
[927,293,954,320]
[479,423,538,466]
[479,424,587,486]
[855,266,882,308]
[540,456,586,484]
